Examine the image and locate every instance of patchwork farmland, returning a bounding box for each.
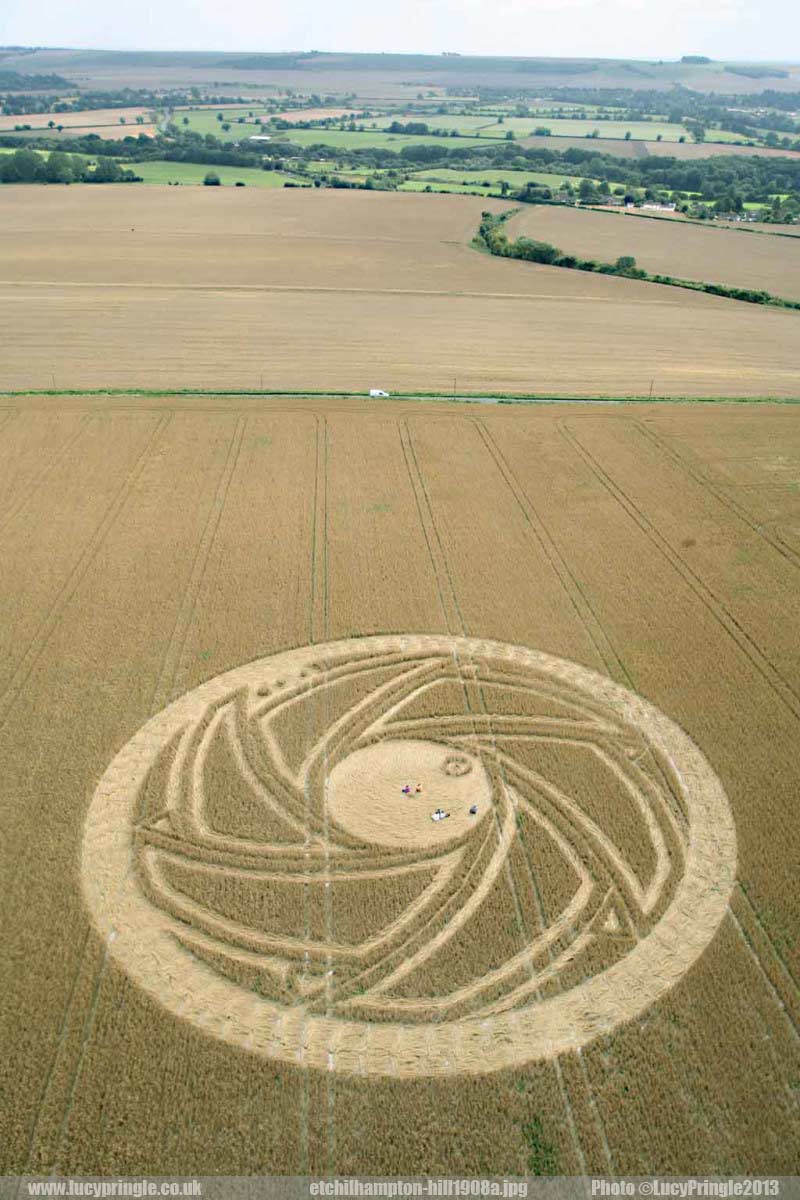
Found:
[1,392,799,1174]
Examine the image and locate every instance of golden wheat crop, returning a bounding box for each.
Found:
[2,393,799,1175]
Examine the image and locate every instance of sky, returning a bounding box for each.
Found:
[1,0,798,63]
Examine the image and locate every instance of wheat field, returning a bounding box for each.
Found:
[0,393,799,1174]
[1,187,798,397]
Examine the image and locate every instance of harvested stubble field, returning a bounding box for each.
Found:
[519,133,800,162]
[2,124,159,141]
[1,186,799,397]
[0,107,153,132]
[506,205,800,297]
[716,220,800,237]
[640,140,800,162]
[1,394,799,1174]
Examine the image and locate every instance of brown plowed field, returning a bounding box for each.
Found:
[506,205,800,297]
[1,393,799,1174]
[1,187,799,397]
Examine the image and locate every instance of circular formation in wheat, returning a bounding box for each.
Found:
[82,634,737,1077]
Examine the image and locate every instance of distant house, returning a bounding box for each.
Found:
[249,135,272,142]
[642,202,677,212]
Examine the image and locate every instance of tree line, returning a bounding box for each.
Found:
[0,148,141,184]
[475,210,800,310]
[2,121,799,218]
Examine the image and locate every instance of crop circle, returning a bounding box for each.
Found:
[82,634,737,1077]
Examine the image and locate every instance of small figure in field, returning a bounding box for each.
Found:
[415,784,422,793]
[401,785,411,795]
[469,805,478,816]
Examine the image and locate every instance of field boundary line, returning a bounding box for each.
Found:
[560,422,800,721]
[400,418,594,1174]
[0,413,92,535]
[473,418,632,687]
[619,209,800,242]
[0,413,171,737]
[3,390,800,406]
[631,417,800,573]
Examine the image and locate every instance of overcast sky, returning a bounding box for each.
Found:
[1,0,797,63]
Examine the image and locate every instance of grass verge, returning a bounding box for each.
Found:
[1,388,798,405]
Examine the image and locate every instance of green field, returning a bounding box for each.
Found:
[173,111,492,151]
[365,114,693,143]
[270,128,489,150]
[371,114,503,133]
[527,103,627,115]
[412,167,595,189]
[704,127,760,144]
[519,118,690,141]
[399,180,495,195]
[173,109,269,140]
[129,160,307,187]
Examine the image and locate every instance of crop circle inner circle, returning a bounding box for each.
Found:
[326,739,492,848]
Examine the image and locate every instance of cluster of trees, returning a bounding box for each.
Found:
[477,211,647,275]
[0,70,68,91]
[0,148,140,184]
[1,87,160,117]
[476,211,800,308]
[0,86,258,119]
[387,121,431,135]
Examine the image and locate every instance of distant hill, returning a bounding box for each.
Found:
[2,48,798,96]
